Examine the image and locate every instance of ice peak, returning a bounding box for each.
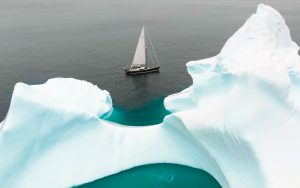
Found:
[255,3,292,46]
[256,3,282,18]
[215,4,300,89]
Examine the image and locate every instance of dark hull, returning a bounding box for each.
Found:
[125,66,160,75]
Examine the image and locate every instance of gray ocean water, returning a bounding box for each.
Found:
[0,0,300,187]
[1,0,300,120]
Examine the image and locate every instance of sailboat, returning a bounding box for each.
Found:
[124,26,160,74]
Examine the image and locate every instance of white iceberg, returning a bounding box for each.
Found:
[0,78,225,188]
[1,4,300,188]
[165,4,300,188]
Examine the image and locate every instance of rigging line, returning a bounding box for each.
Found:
[146,35,155,65]
[147,45,155,65]
[147,32,159,65]
[146,30,160,65]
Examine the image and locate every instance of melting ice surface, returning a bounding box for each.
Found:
[1,4,300,188]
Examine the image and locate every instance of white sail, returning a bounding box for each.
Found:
[132,26,146,65]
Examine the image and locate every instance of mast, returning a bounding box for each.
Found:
[132,26,146,66]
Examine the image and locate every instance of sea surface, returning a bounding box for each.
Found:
[0,0,300,187]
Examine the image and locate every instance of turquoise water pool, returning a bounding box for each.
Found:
[106,98,170,126]
[77,164,221,188]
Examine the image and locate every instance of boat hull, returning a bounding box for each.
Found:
[125,66,160,75]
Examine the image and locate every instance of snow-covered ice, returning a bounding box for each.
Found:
[1,4,300,188]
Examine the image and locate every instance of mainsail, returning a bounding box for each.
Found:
[132,26,146,65]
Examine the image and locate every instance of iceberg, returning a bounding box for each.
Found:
[1,4,300,188]
[165,4,300,188]
[0,78,225,188]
